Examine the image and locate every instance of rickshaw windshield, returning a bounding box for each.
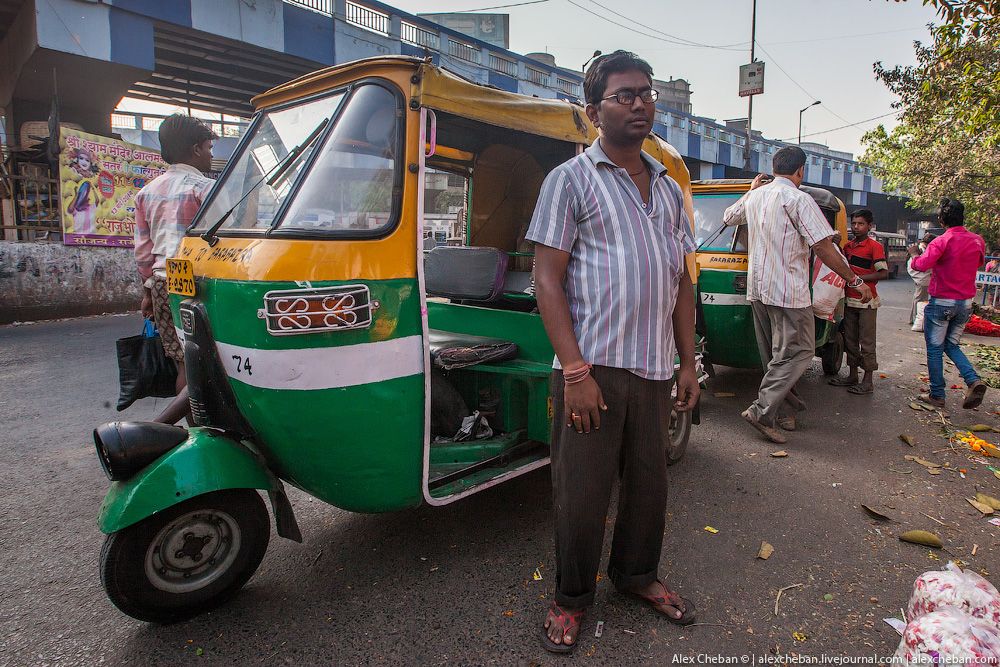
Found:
[193,83,403,237]
[192,92,346,233]
[693,193,745,252]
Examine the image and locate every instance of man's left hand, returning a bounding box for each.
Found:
[674,366,700,412]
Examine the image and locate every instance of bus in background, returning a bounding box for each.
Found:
[872,231,908,278]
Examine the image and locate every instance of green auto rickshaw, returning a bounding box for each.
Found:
[92,56,705,623]
[690,179,848,374]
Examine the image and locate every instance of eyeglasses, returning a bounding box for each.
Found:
[601,89,659,105]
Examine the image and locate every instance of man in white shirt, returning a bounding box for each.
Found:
[723,146,872,443]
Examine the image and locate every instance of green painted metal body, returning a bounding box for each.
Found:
[98,428,275,533]
[192,276,426,513]
[698,268,759,368]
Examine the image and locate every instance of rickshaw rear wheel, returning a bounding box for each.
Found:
[666,406,692,466]
[100,489,270,623]
[820,331,845,376]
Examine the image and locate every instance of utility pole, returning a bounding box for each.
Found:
[743,0,757,173]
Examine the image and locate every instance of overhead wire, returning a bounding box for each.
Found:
[580,0,746,50]
[780,111,900,142]
[562,0,700,44]
[452,0,550,12]
[752,41,852,125]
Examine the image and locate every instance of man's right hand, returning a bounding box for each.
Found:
[564,375,608,434]
[140,289,153,318]
[854,282,874,304]
[749,173,770,190]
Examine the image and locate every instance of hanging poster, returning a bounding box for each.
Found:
[59,128,167,247]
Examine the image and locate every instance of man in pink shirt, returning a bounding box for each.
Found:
[908,198,987,409]
[134,115,216,423]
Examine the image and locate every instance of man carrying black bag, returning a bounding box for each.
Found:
[133,115,216,423]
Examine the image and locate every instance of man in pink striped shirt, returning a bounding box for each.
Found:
[134,115,216,424]
[907,198,987,409]
[723,146,871,443]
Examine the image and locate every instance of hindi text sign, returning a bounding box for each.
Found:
[59,128,167,247]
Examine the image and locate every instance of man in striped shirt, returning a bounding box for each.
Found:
[527,50,699,653]
[723,146,871,443]
[134,114,216,424]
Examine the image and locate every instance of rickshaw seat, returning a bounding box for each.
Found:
[425,246,508,302]
[428,329,518,370]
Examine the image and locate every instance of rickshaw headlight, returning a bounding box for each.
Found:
[93,421,188,481]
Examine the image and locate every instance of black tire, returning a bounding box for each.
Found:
[100,489,270,623]
[666,405,693,466]
[820,331,845,376]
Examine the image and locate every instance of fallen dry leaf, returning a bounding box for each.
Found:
[704,526,719,534]
[899,530,943,548]
[770,450,788,458]
[969,424,993,432]
[967,498,995,515]
[861,504,894,522]
[976,492,1000,511]
[899,434,915,447]
[713,391,736,398]
[909,402,924,411]
[905,455,942,469]
[757,541,774,560]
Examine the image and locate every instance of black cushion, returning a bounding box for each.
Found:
[425,246,509,301]
[428,329,518,370]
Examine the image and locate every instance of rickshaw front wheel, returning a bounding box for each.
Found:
[100,489,270,623]
[666,406,692,466]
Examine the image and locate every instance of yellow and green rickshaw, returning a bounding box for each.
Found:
[92,56,704,622]
[690,178,849,374]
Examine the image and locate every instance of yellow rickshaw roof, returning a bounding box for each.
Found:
[251,56,683,159]
[693,178,843,213]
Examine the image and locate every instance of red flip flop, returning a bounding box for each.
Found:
[540,602,585,654]
[629,582,697,626]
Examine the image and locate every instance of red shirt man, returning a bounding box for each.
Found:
[829,210,888,394]
[844,234,887,308]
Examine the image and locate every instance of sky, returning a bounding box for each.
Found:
[117,0,941,160]
[387,0,940,158]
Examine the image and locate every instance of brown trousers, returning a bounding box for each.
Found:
[549,365,674,608]
[843,306,878,372]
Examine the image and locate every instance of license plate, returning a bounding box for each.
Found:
[165,258,196,296]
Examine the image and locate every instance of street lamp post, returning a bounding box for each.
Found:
[798,100,821,144]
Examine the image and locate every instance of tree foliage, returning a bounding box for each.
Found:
[864,1,999,244]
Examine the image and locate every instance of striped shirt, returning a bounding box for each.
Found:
[134,164,214,287]
[525,140,696,381]
[722,176,834,308]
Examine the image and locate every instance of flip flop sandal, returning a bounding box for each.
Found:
[847,385,874,395]
[630,584,698,626]
[540,602,585,654]
[828,377,859,386]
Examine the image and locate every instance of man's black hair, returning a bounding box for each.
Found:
[851,208,874,224]
[158,114,217,164]
[938,197,965,228]
[771,146,807,175]
[584,50,654,106]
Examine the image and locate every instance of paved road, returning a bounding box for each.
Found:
[2,279,999,666]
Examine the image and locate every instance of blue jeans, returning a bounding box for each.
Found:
[923,298,980,399]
